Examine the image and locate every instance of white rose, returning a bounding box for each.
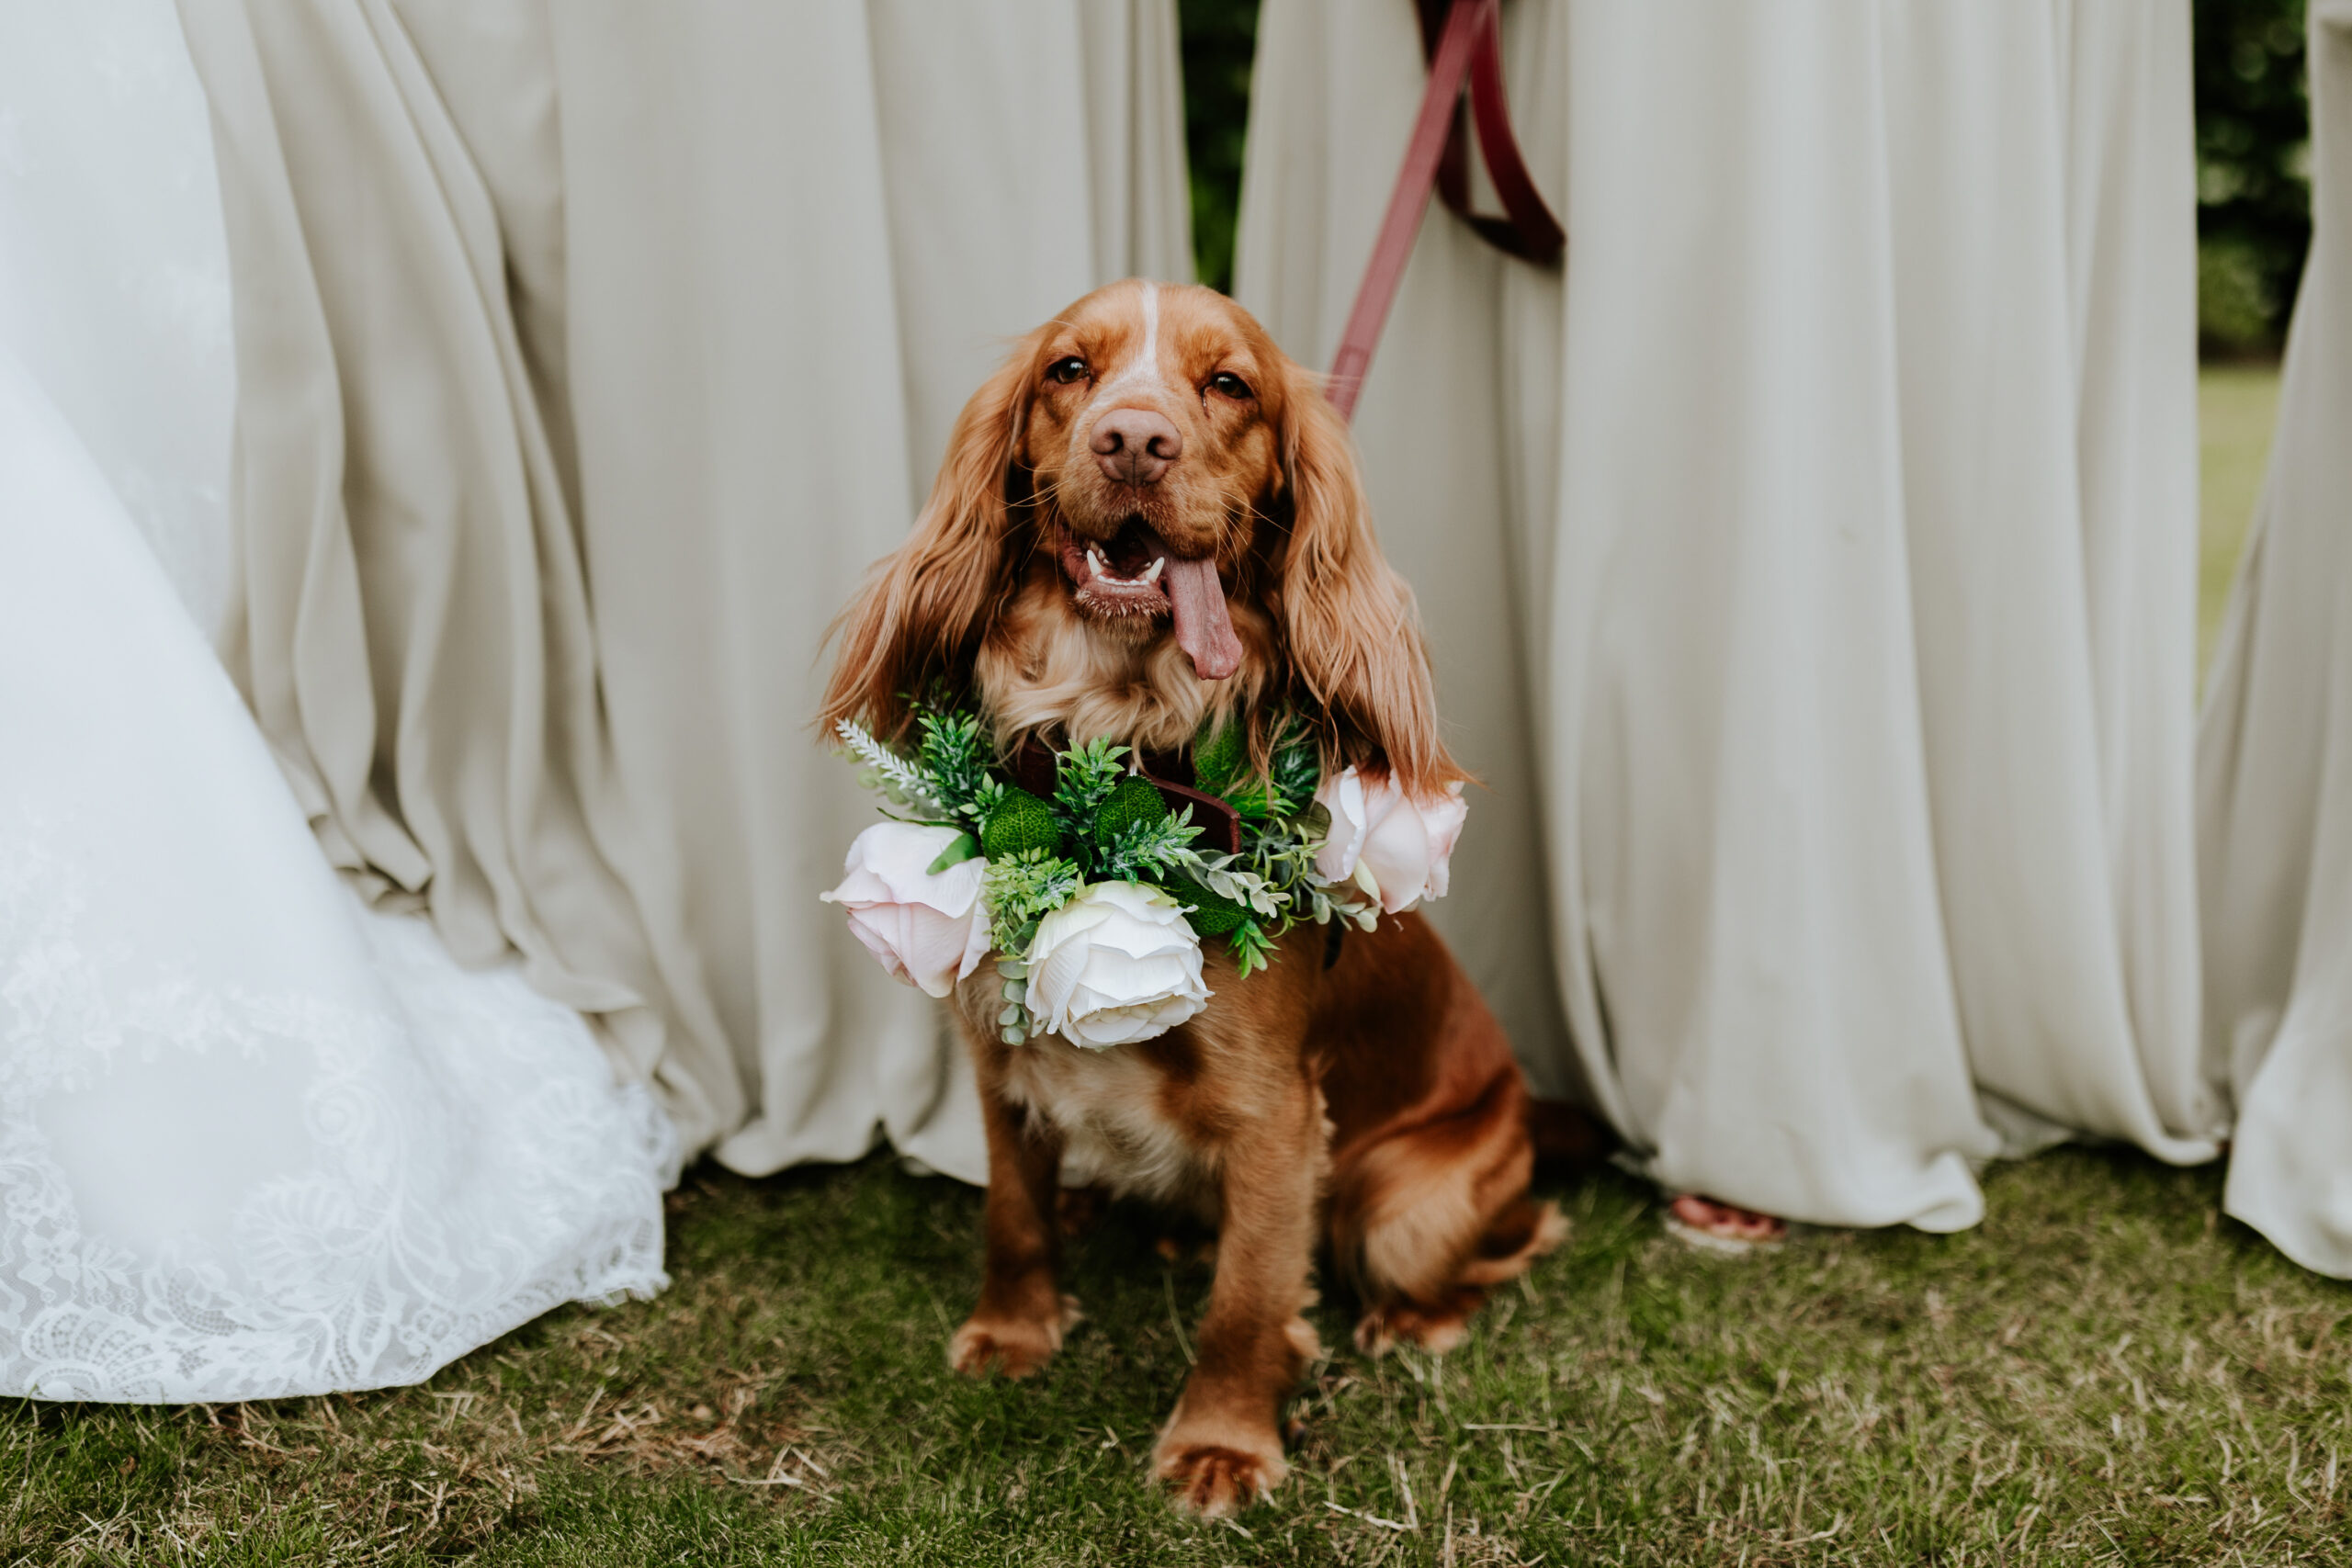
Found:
[1023,882,1210,1049]
[1312,766,1468,914]
[820,821,991,998]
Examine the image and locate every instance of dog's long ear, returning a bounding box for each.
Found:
[820,337,1039,739]
[1274,360,1464,796]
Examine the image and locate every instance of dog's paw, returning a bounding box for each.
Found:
[1152,1400,1289,1520]
[1352,1293,1477,1358]
[946,1294,1082,1379]
[1155,1440,1287,1519]
[946,1318,1057,1379]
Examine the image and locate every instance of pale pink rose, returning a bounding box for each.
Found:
[1312,767,1468,914]
[820,822,991,998]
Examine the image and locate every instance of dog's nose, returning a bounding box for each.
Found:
[1091,409,1182,485]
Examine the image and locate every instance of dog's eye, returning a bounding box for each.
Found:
[1206,371,1252,400]
[1047,356,1090,385]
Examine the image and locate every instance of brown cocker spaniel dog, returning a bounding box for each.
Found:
[820,280,1561,1518]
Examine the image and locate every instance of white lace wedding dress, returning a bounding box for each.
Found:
[0,0,673,1401]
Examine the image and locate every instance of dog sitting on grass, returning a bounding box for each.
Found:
[820,280,1564,1518]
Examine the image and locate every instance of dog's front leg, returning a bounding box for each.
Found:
[1153,1074,1323,1518]
[948,1049,1078,1379]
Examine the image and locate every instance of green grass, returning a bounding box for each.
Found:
[4,367,2312,1566]
[2199,363,2282,676]
[7,1147,2350,1566]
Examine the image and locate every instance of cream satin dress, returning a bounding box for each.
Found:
[1238,0,2219,1229]
[2199,0,2352,1278]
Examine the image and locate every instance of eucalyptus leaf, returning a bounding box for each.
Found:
[925,831,981,874]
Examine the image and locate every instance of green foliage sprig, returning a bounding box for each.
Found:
[916,707,1004,829]
[833,718,944,816]
[1195,715,1320,823]
[1049,738,1129,848]
[1099,808,1204,885]
[980,850,1084,957]
[1161,716,1376,976]
[1202,806,1377,978]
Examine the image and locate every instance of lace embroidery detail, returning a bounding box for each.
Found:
[0,828,673,1402]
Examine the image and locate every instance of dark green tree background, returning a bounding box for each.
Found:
[1178,0,1260,294]
[1180,0,2312,355]
[2197,0,2311,352]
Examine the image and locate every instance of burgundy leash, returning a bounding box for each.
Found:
[1325,0,1563,421]
[1419,0,1566,264]
[1309,0,1563,973]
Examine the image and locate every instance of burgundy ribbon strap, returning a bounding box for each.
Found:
[1326,0,1564,421]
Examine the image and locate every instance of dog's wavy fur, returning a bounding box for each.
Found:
[820,281,1562,1520]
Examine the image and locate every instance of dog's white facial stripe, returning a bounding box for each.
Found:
[1086,281,1162,410]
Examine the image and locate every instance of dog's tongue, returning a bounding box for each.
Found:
[1165,554,1242,681]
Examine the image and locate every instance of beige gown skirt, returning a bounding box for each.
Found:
[2199,0,2352,1278]
[174,0,1193,1182]
[1237,0,2220,1229]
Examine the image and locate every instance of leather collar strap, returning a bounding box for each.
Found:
[1012,735,1243,856]
[1326,0,1564,419]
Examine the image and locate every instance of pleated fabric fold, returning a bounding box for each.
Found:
[2199,0,2352,1277]
[1237,0,2217,1231]
[175,0,1193,1180]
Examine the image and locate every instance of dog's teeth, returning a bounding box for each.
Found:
[1087,547,1107,579]
[1141,558,1165,585]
